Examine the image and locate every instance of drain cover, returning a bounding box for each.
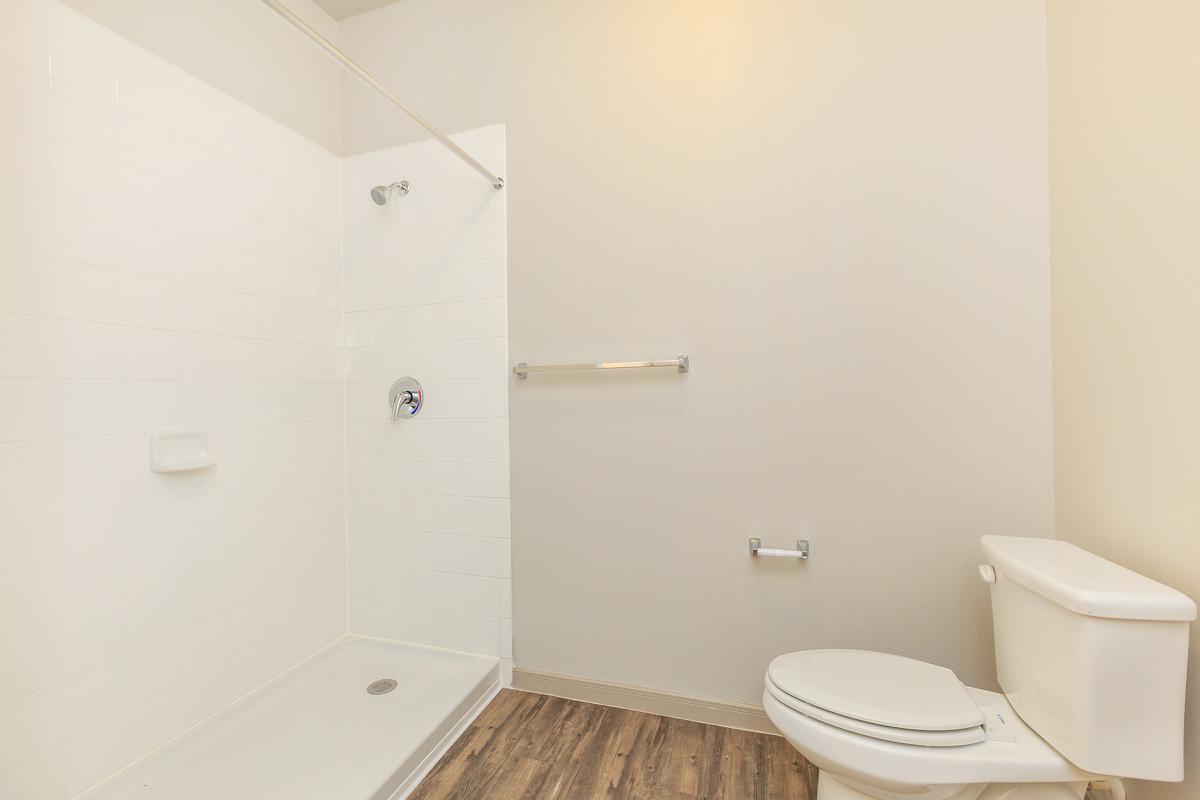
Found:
[367,678,398,695]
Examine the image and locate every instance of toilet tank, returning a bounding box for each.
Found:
[981,536,1196,782]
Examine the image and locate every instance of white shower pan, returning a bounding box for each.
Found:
[82,637,500,800]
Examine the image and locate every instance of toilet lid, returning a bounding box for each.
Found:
[767,650,984,732]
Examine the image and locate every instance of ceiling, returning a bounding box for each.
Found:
[313,0,403,21]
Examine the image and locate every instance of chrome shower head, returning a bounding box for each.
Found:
[370,180,409,205]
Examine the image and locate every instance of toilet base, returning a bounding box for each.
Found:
[816,770,1089,800]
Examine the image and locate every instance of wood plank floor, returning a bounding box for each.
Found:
[408,689,818,800]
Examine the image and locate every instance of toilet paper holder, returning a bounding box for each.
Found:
[749,537,810,560]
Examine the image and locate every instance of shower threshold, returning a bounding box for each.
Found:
[81,637,500,800]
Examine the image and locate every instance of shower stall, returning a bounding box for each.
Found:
[0,1,510,797]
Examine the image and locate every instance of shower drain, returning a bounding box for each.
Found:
[367,678,398,695]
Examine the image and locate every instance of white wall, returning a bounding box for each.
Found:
[0,3,346,795]
[339,0,1054,705]
[341,126,511,668]
[59,0,343,152]
[1047,2,1200,798]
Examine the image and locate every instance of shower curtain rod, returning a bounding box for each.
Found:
[259,0,504,190]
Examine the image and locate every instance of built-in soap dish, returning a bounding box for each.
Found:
[149,429,216,473]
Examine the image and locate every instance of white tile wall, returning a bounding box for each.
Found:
[342,128,511,666]
[0,2,346,796]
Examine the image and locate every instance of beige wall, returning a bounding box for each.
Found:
[340,0,1054,706]
[1047,2,1200,797]
[61,0,343,152]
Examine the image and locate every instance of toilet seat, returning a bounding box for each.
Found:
[767,650,986,747]
[765,681,985,747]
[763,687,1092,789]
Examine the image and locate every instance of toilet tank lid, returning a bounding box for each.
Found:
[981,536,1197,622]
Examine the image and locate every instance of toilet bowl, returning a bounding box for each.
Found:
[762,650,1091,800]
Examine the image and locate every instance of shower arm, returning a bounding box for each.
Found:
[259,0,504,191]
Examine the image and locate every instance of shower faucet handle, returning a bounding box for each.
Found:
[391,392,411,421]
[388,378,424,420]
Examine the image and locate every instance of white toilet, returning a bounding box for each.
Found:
[763,535,1197,800]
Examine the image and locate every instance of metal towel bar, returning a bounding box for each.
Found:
[514,355,689,379]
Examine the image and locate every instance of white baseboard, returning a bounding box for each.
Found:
[511,668,779,735]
